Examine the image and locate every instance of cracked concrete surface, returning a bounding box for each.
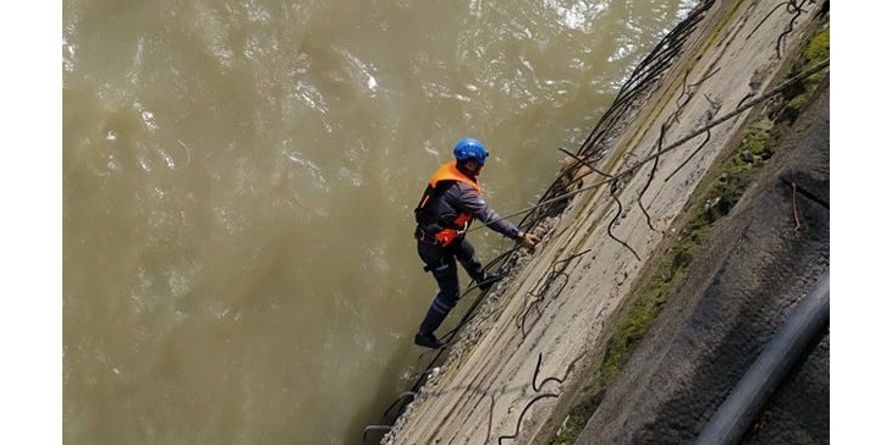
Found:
[381,1,826,443]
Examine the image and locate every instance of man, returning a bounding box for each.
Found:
[412,137,541,349]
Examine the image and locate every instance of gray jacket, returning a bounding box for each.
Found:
[442,182,520,240]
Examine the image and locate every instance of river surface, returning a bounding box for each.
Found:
[63,1,693,443]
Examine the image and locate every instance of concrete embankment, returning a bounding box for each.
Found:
[381,1,828,444]
[573,78,829,445]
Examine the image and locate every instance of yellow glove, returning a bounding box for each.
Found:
[517,231,541,250]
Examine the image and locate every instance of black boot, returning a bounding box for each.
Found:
[476,271,504,291]
[414,332,445,349]
[416,298,451,349]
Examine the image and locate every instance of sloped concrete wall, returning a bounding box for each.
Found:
[576,82,829,445]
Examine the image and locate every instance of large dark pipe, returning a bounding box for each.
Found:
[692,270,829,445]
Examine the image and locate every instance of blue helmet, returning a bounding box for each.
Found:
[453,137,489,165]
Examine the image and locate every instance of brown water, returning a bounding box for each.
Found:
[63,1,694,443]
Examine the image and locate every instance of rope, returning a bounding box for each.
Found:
[468,58,829,235]
[367,7,826,442]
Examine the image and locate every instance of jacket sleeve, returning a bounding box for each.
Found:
[452,184,521,239]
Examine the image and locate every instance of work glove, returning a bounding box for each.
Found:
[517,231,541,250]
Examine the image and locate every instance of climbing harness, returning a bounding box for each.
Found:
[414,161,482,247]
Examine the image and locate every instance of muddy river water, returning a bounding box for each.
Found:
[63,1,693,443]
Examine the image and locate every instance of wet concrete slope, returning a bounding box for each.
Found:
[576,81,829,445]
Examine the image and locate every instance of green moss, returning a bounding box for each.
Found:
[803,25,829,65]
[776,24,830,124]
[550,122,774,445]
[548,18,829,445]
[550,392,606,445]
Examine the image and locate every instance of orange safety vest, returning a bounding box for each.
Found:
[415,161,483,247]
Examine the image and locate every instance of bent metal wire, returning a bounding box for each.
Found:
[362,1,718,441]
[362,2,829,442]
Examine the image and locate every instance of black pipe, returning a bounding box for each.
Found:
[692,270,829,445]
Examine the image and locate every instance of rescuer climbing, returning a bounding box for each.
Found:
[414,160,483,247]
[412,138,541,349]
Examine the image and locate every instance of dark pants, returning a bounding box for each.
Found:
[417,237,485,336]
